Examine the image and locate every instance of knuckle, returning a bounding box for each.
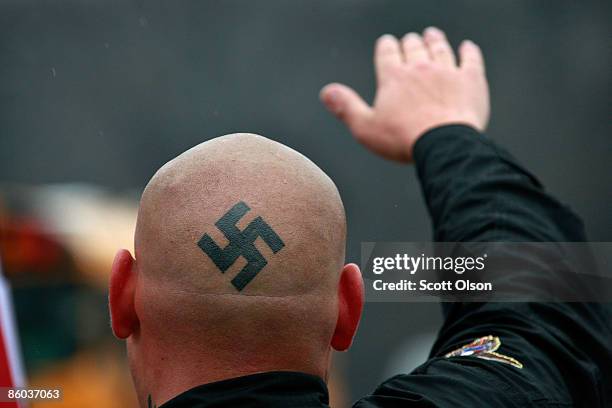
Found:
[412,61,433,72]
[432,43,450,55]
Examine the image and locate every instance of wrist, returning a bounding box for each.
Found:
[413,124,483,163]
[401,115,486,161]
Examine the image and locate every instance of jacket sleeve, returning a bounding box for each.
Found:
[354,125,612,408]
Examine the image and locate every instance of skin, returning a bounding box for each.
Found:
[110,27,490,407]
[320,27,489,162]
[110,133,363,407]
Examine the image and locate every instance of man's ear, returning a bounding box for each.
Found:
[331,263,364,351]
[109,249,139,339]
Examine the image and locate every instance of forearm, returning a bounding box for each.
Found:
[324,27,612,406]
[410,125,612,406]
[413,124,586,243]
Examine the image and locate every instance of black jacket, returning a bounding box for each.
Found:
[161,125,612,408]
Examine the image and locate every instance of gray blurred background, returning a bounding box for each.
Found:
[0,0,610,405]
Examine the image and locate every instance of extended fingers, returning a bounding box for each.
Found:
[401,32,428,66]
[459,40,485,73]
[380,28,460,73]
[374,34,403,83]
[423,27,456,67]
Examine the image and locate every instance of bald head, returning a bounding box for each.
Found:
[112,134,361,405]
[136,133,346,295]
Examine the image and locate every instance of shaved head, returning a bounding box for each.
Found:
[116,133,357,405]
[136,133,345,296]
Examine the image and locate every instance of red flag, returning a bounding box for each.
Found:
[0,264,24,408]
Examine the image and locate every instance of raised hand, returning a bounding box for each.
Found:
[320,27,489,162]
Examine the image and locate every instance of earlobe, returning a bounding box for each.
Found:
[109,249,139,339]
[331,263,364,351]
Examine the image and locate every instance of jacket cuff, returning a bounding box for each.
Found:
[413,124,483,165]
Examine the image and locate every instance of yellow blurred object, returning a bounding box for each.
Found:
[30,345,137,408]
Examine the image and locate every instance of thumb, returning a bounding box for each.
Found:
[320,83,373,134]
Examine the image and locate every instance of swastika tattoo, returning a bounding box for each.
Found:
[197,201,285,291]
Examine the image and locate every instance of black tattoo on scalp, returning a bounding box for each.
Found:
[197,201,285,291]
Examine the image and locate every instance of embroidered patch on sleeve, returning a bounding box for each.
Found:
[444,335,523,369]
